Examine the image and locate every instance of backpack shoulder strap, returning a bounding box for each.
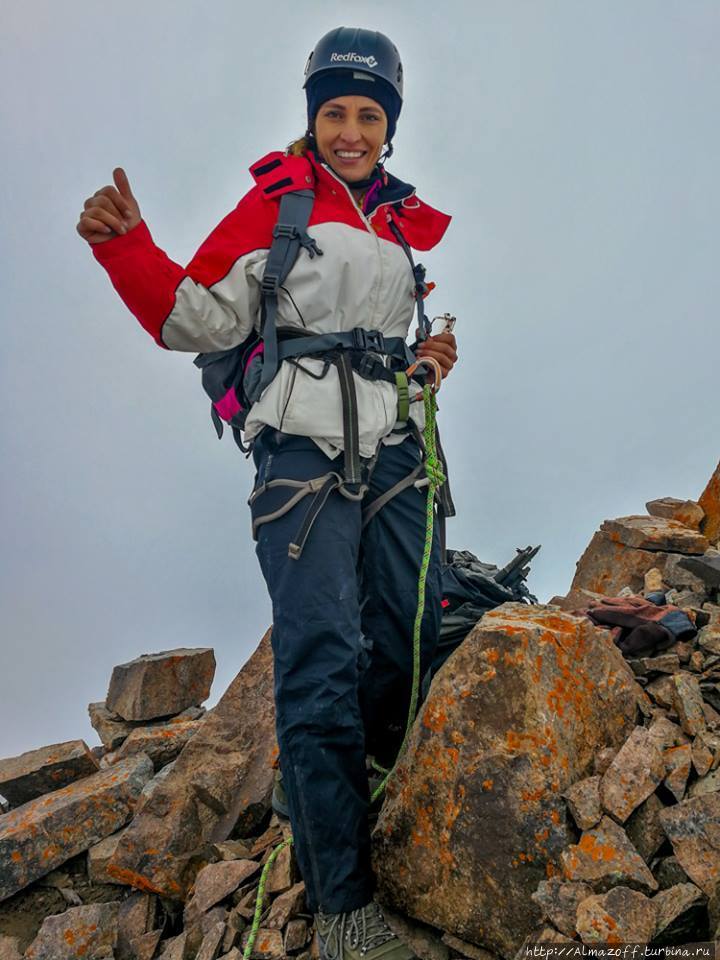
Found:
[258,189,320,394]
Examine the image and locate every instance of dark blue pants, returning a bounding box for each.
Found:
[250,428,442,914]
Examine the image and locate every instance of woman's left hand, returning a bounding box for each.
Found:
[414,331,458,381]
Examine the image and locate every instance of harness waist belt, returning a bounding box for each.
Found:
[276,329,416,368]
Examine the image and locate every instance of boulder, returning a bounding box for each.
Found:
[87,829,126,884]
[157,932,188,960]
[117,893,157,960]
[241,927,284,960]
[562,776,601,831]
[569,516,708,598]
[103,719,202,771]
[601,516,708,554]
[699,460,720,544]
[599,727,664,822]
[659,793,720,896]
[195,920,226,960]
[106,648,216,722]
[88,702,205,751]
[265,881,306,929]
[130,930,163,960]
[561,816,658,893]
[663,743,692,801]
[570,533,670,597]
[530,878,591,938]
[652,882,706,940]
[673,673,707,736]
[625,793,666,863]
[184,860,260,924]
[646,498,705,531]
[24,902,121,959]
[373,605,641,958]
[0,740,99,807]
[575,887,656,945]
[0,753,152,902]
[107,631,275,898]
[0,936,22,960]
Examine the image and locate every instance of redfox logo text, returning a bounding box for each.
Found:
[330,52,379,68]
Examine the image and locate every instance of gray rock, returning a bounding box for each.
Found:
[89,701,206,751]
[0,739,99,806]
[599,727,664,822]
[654,855,691,889]
[663,743,693,801]
[625,793,666,863]
[646,498,705,531]
[0,935,22,960]
[659,792,720,896]
[107,632,275,899]
[196,921,226,960]
[652,882,705,939]
[531,878,592,938]
[184,860,260,925]
[24,902,121,959]
[106,648,216,722]
[576,887,656,945]
[673,673,707,736]
[0,753,152,902]
[563,776,602,830]
[87,829,127,884]
[561,816,658,893]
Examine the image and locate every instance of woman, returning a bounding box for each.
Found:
[77,27,457,960]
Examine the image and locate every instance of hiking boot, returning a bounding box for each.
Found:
[315,901,415,960]
[271,769,290,820]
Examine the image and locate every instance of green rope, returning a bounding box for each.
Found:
[243,836,294,960]
[243,385,442,958]
[370,385,443,803]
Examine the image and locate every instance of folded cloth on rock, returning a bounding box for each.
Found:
[576,594,697,658]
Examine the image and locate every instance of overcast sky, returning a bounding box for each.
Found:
[2,0,718,760]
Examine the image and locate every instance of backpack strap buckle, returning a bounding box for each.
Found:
[261,273,281,297]
[272,223,299,241]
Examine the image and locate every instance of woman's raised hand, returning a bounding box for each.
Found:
[76,168,141,245]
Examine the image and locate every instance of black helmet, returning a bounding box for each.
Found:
[304,27,403,101]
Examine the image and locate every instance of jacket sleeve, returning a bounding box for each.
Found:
[92,187,274,352]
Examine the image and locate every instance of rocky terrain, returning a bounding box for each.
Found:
[2,462,720,959]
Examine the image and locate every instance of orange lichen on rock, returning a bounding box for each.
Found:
[576,833,617,863]
[105,864,167,895]
[422,695,455,733]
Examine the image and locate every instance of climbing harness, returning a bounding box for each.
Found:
[243,379,444,960]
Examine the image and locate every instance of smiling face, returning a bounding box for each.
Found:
[313,95,388,183]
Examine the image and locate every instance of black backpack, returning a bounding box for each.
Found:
[193,188,320,452]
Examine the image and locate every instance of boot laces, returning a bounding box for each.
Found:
[318,902,396,960]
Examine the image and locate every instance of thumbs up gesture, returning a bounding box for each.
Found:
[76,168,141,245]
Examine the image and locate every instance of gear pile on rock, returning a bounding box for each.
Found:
[2,462,720,959]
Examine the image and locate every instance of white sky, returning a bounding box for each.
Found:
[1,0,719,758]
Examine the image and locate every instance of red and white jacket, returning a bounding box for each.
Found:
[93,150,451,458]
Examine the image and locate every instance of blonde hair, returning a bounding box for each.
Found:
[287,136,311,157]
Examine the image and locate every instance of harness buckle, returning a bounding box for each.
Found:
[356,353,384,380]
[351,328,386,352]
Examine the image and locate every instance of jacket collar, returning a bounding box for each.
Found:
[249,149,451,251]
